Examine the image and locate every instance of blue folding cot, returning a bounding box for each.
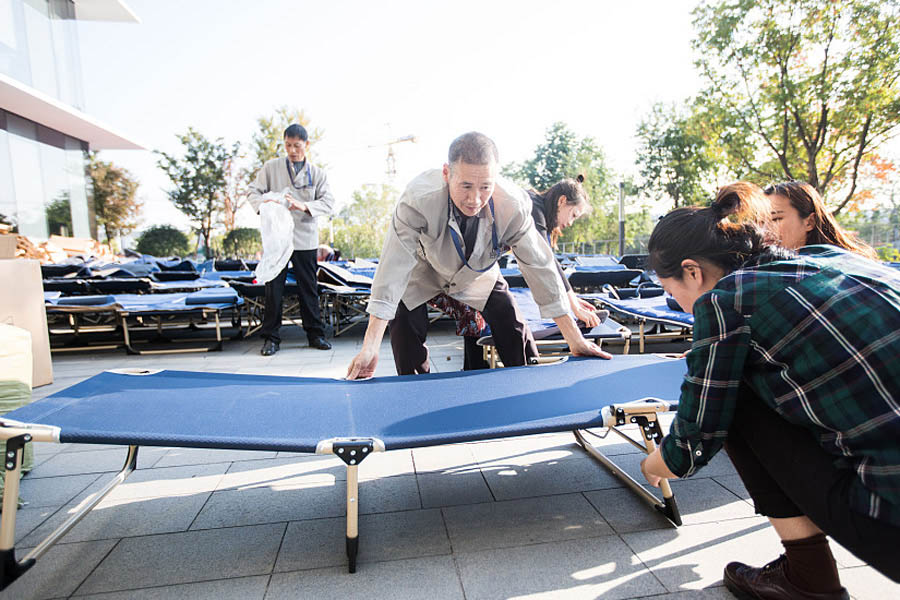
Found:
[584,292,694,352]
[44,289,243,354]
[0,355,685,585]
[477,287,632,366]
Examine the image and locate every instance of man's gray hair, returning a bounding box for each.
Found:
[448,131,499,166]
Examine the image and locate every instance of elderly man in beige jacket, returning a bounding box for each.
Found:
[248,124,334,355]
[346,132,609,380]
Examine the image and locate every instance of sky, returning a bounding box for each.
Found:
[76,0,704,233]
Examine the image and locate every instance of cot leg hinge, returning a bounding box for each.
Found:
[332,441,375,466]
[631,415,664,446]
[4,435,30,471]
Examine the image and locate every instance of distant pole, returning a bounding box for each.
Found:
[618,182,625,257]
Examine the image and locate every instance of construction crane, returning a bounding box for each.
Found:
[370,134,417,179]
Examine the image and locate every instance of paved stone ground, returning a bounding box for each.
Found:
[4,321,897,599]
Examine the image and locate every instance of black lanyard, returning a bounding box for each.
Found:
[448,197,500,273]
[286,158,312,190]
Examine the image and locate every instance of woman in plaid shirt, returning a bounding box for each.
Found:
[640,184,900,599]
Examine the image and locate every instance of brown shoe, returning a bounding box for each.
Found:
[724,555,849,600]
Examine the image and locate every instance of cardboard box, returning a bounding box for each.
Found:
[0,259,53,387]
[0,235,15,259]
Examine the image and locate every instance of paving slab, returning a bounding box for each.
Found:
[266,555,464,600]
[4,539,117,600]
[19,472,101,508]
[412,443,479,473]
[481,454,624,500]
[153,447,278,468]
[190,480,344,529]
[21,492,211,545]
[26,446,168,478]
[75,523,285,595]
[104,462,229,500]
[442,493,612,553]
[622,516,781,592]
[418,471,495,508]
[455,536,666,600]
[217,455,345,490]
[72,574,270,599]
[274,508,450,572]
[838,565,900,600]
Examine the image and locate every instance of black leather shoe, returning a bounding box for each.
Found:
[724,555,849,600]
[260,339,280,356]
[309,336,332,350]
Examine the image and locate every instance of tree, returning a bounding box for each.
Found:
[88,153,141,243]
[249,105,324,176]
[635,103,717,208]
[691,0,900,213]
[503,122,652,251]
[45,193,72,236]
[222,227,262,258]
[135,225,191,257]
[156,128,240,256]
[331,184,398,259]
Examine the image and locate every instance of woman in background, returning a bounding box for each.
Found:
[765,181,877,258]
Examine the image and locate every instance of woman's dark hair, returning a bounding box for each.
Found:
[540,174,591,247]
[763,181,877,259]
[648,182,784,279]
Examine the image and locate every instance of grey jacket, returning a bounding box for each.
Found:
[247,157,335,251]
[367,169,569,321]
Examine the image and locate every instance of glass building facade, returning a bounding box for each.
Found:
[0,0,95,239]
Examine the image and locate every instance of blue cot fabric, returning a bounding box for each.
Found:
[45,292,242,312]
[55,295,116,307]
[5,356,685,452]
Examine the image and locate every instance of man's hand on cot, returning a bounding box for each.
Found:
[554,314,612,359]
[346,315,389,380]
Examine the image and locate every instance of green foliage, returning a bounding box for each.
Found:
[223,227,262,258]
[876,245,900,262]
[45,193,72,236]
[635,103,717,208]
[88,153,141,243]
[135,225,191,258]
[249,105,324,176]
[691,0,900,212]
[156,128,240,257]
[503,122,654,250]
[331,184,398,259]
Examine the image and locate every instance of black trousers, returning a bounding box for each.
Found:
[390,278,537,375]
[259,249,325,343]
[724,386,900,581]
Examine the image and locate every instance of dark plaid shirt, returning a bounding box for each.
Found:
[661,245,900,525]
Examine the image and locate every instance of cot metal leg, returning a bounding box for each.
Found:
[316,437,385,573]
[346,464,359,573]
[0,427,137,591]
[574,399,681,526]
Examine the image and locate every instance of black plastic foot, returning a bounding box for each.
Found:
[0,548,35,591]
[656,495,682,526]
[346,536,359,573]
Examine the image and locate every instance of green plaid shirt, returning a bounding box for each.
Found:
[661,245,900,525]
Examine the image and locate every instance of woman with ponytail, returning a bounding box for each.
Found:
[527,175,600,328]
[765,181,877,259]
[640,182,900,599]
